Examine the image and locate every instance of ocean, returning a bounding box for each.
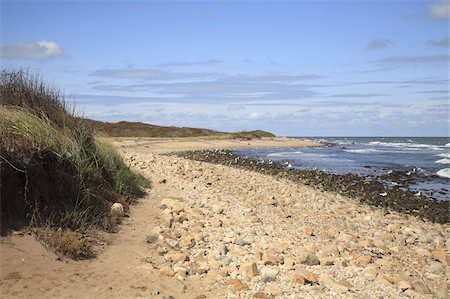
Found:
[236,137,450,201]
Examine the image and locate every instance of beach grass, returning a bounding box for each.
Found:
[0,69,149,258]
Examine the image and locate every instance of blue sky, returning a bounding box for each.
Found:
[1,0,449,136]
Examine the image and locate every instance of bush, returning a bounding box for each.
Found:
[0,69,150,256]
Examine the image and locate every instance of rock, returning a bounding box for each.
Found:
[435,282,449,299]
[227,279,248,292]
[354,255,373,266]
[320,274,350,292]
[111,202,124,216]
[262,252,279,265]
[303,225,314,236]
[193,295,207,299]
[172,266,187,275]
[428,261,444,274]
[235,239,251,246]
[146,234,158,244]
[220,245,228,255]
[252,292,268,299]
[212,205,224,214]
[339,278,354,289]
[220,256,232,266]
[210,218,222,227]
[197,262,210,274]
[305,271,319,284]
[160,198,184,214]
[397,280,411,291]
[266,285,283,296]
[292,273,306,284]
[260,266,279,281]
[299,253,320,266]
[412,281,430,294]
[415,248,431,258]
[160,266,175,277]
[240,261,258,279]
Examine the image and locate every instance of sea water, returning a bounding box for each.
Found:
[236,137,450,201]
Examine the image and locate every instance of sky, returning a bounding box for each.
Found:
[1,0,449,136]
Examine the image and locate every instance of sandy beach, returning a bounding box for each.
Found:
[109,136,323,154]
[1,138,448,298]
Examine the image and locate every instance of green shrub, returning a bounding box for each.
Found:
[0,69,150,257]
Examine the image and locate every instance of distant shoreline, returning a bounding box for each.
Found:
[109,136,323,154]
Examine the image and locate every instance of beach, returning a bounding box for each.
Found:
[1,137,448,298]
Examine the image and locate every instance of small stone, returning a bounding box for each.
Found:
[146,234,158,243]
[260,266,279,281]
[252,292,268,299]
[220,256,232,266]
[428,261,444,274]
[197,262,210,274]
[355,255,372,266]
[212,205,224,214]
[111,202,124,216]
[300,253,320,266]
[303,225,314,236]
[397,280,411,291]
[240,261,258,279]
[412,281,430,294]
[262,252,279,265]
[161,198,184,214]
[193,295,207,299]
[339,278,354,289]
[266,285,283,296]
[172,266,187,275]
[227,279,249,292]
[292,273,306,284]
[160,266,175,277]
[435,282,449,299]
[305,271,319,284]
[211,219,222,227]
[235,239,251,246]
[220,245,228,255]
[320,274,350,292]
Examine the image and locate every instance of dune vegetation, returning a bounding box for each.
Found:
[0,70,149,258]
[88,119,275,139]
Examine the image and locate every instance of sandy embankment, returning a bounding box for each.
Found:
[1,138,448,299]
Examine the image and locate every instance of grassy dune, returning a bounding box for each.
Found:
[88,119,275,139]
[0,70,149,258]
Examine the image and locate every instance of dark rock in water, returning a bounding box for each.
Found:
[363,165,371,168]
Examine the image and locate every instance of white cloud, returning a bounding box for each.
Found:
[0,40,63,60]
[430,0,449,19]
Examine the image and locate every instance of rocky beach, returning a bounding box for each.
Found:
[1,138,449,298]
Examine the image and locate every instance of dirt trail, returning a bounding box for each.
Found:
[0,166,215,299]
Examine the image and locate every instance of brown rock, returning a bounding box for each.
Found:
[355,255,373,266]
[397,280,411,291]
[159,265,175,277]
[252,292,268,299]
[240,261,258,279]
[320,274,350,292]
[303,225,314,236]
[339,278,354,289]
[292,273,306,284]
[305,271,319,284]
[227,278,249,292]
[262,251,279,265]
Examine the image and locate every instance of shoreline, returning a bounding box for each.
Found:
[174,149,449,224]
[109,136,323,154]
[1,139,448,298]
